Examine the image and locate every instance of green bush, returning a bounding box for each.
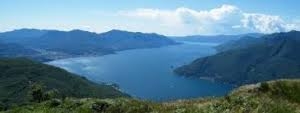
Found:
[0,102,5,111]
[271,81,300,103]
[259,82,270,92]
[29,83,45,103]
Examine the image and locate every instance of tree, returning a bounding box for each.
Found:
[29,82,45,103]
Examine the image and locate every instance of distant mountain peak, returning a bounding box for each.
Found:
[288,30,300,33]
[0,28,48,38]
[69,29,93,33]
[14,28,40,31]
[103,29,164,37]
[104,29,131,34]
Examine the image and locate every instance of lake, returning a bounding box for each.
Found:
[47,42,233,101]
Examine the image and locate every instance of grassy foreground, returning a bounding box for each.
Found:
[2,79,300,113]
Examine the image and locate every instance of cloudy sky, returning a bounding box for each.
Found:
[1,0,300,36]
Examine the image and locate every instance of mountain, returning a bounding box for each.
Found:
[0,29,178,61]
[214,36,265,52]
[18,30,114,56]
[98,30,179,51]
[0,58,127,109]
[0,40,71,62]
[172,33,263,43]
[3,79,300,113]
[0,28,48,38]
[174,31,300,85]
[0,41,38,57]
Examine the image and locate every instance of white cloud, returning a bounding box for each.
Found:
[118,5,300,35]
[242,13,286,33]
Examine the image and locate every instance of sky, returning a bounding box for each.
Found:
[1,0,300,36]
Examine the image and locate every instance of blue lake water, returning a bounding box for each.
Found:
[47,42,233,101]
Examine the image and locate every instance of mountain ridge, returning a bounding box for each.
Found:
[0,29,178,62]
[174,31,300,85]
[172,33,263,43]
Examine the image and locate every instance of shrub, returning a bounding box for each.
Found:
[44,89,59,100]
[29,83,59,103]
[0,102,5,111]
[259,82,270,92]
[91,101,111,112]
[48,99,62,107]
[29,83,45,103]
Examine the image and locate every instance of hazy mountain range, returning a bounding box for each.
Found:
[0,29,178,61]
[172,33,263,43]
[0,28,262,62]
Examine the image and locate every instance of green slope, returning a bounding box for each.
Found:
[3,79,300,113]
[175,31,300,85]
[0,58,127,109]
